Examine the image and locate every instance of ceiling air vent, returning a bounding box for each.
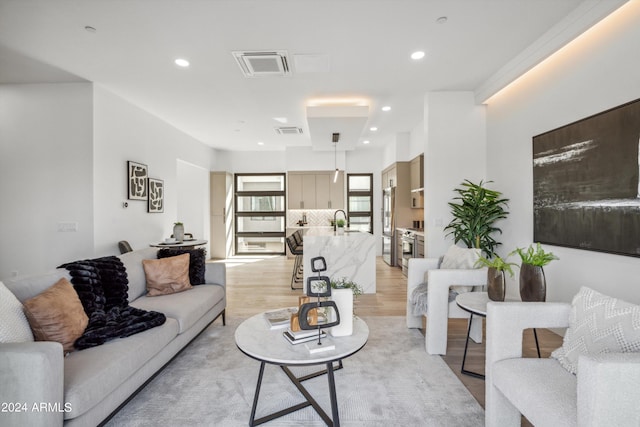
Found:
[232,51,291,77]
[275,126,303,135]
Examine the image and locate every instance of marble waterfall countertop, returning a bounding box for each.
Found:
[302,228,376,294]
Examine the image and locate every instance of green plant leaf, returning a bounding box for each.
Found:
[444,180,509,257]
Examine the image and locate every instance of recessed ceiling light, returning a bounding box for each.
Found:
[370,127,378,132]
[411,51,425,60]
[381,106,391,112]
[436,16,448,24]
[174,58,190,67]
[362,140,370,144]
[84,26,96,33]
[257,141,264,146]
[273,117,288,124]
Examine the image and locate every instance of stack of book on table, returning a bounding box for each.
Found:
[263,307,298,330]
[283,328,327,345]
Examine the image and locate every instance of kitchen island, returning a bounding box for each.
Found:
[302,227,376,294]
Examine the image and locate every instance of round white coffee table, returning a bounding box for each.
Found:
[235,312,369,426]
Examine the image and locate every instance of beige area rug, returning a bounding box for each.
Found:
[105,316,484,426]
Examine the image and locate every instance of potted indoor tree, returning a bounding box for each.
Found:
[444,180,509,257]
[475,254,516,301]
[511,243,559,302]
[329,278,363,336]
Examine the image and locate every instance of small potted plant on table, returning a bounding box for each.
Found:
[329,278,363,336]
[475,254,516,301]
[511,243,559,302]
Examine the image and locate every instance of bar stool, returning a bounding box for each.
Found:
[285,235,303,290]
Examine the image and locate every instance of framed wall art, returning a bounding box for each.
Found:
[127,161,148,200]
[533,98,640,257]
[148,178,164,213]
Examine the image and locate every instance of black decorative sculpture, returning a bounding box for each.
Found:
[298,256,340,346]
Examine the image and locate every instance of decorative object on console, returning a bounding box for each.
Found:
[551,286,640,375]
[148,178,164,213]
[173,221,185,242]
[444,179,509,257]
[511,243,559,302]
[533,98,640,258]
[475,254,516,301]
[158,248,207,285]
[22,277,88,353]
[127,160,148,200]
[60,256,166,349]
[298,256,340,350]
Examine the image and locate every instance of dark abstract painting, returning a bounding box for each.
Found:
[533,98,640,257]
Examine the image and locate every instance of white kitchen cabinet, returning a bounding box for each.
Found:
[288,171,344,210]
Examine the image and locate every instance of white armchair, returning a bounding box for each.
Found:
[485,301,640,427]
[406,257,487,355]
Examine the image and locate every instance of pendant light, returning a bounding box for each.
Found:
[332,133,340,183]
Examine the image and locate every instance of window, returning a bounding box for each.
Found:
[234,173,286,254]
[347,174,373,234]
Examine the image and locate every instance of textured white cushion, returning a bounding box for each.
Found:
[440,245,480,269]
[552,287,640,375]
[0,280,34,342]
[440,245,481,293]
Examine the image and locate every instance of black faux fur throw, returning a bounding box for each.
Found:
[60,256,166,350]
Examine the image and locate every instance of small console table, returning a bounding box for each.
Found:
[455,292,541,380]
[149,239,207,249]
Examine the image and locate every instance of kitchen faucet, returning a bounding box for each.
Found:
[333,209,347,232]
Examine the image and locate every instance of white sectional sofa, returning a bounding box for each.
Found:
[0,247,226,427]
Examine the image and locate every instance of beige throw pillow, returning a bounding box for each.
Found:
[143,253,193,296]
[23,278,88,353]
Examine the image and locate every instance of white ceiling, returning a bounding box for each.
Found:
[0,0,620,152]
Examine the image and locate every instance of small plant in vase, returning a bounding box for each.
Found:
[510,243,559,302]
[329,278,363,336]
[475,255,516,301]
[335,219,346,234]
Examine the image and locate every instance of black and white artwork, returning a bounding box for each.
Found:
[533,98,640,257]
[148,178,164,213]
[127,161,148,200]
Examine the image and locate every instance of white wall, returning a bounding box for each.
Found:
[177,159,210,254]
[423,91,487,258]
[486,1,640,304]
[0,83,217,279]
[0,83,94,278]
[92,85,216,256]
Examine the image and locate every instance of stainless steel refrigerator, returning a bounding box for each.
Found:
[382,187,395,266]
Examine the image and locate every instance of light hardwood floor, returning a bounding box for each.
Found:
[216,255,562,421]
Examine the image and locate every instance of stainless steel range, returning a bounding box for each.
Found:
[400,229,419,275]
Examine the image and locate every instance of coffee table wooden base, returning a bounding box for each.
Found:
[250,361,344,427]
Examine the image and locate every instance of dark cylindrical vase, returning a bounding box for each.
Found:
[519,263,546,302]
[487,267,506,301]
